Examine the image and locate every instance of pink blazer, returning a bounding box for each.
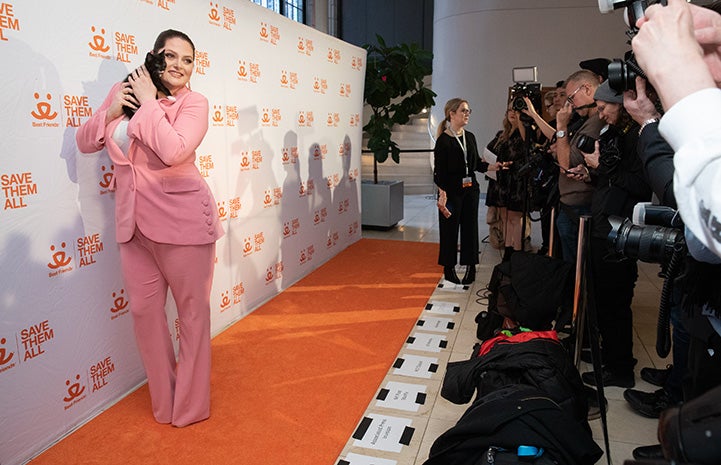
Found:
[76,83,224,245]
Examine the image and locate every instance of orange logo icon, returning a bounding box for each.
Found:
[217,200,227,220]
[208,2,220,21]
[212,105,224,123]
[63,374,86,402]
[243,238,253,255]
[220,291,231,311]
[260,22,268,39]
[88,26,110,52]
[237,61,247,78]
[265,267,274,283]
[110,289,128,314]
[31,93,57,120]
[0,337,14,366]
[48,242,71,269]
[99,164,115,189]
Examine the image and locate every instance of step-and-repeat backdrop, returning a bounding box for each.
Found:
[0,1,365,463]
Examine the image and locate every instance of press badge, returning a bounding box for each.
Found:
[462,176,472,188]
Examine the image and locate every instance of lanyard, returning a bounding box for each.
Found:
[452,130,470,176]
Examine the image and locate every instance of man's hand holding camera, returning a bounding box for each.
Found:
[633,0,717,110]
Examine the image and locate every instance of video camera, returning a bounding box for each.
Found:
[598,0,668,92]
[509,82,542,114]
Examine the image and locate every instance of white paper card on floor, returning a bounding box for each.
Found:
[337,453,398,465]
[351,413,415,453]
[374,381,428,412]
[405,332,448,353]
[392,354,439,379]
[416,316,455,332]
[424,301,461,315]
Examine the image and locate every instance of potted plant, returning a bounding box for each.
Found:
[361,35,435,227]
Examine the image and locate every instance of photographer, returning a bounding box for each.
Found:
[555,70,605,263]
[632,0,721,263]
[572,81,652,388]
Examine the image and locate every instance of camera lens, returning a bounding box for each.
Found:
[608,216,684,264]
[576,135,596,154]
[512,96,527,111]
[608,60,636,93]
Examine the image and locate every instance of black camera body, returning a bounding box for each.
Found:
[509,83,542,113]
[600,0,667,92]
[122,51,171,119]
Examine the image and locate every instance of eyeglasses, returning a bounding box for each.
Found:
[458,108,472,115]
[566,84,586,105]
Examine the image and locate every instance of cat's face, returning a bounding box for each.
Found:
[157,37,194,95]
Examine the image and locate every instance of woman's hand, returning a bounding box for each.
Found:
[582,141,600,169]
[128,65,158,106]
[105,82,137,124]
[437,189,451,218]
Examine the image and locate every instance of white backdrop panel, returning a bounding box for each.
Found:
[0,1,365,464]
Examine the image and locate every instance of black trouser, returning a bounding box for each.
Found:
[438,188,479,266]
[684,315,721,400]
[589,237,638,374]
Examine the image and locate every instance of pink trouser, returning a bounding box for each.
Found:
[119,228,215,427]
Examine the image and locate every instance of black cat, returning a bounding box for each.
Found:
[122,51,171,118]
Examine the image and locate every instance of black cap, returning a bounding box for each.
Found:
[579,58,611,81]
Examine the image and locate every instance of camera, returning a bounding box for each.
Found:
[576,135,597,154]
[607,203,684,265]
[509,83,542,113]
[598,0,667,92]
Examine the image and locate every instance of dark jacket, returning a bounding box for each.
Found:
[424,384,603,465]
[440,331,589,424]
[637,121,676,208]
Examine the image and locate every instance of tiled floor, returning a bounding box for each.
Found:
[336,193,667,465]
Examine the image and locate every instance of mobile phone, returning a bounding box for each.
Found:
[552,161,569,174]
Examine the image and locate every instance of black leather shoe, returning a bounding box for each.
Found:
[632,444,664,460]
[582,368,635,388]
[640,365,672,387]
[443,266,460,284]
[461,265,476,284]
[623,388,674,418]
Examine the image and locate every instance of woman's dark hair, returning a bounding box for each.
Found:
[153,29,195,57]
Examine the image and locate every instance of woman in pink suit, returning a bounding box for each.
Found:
[76,29,223,427]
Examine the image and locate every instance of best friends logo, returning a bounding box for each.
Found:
[264,262,283,284]
[259,21,280,45]
[0,336,16,374]
[297,111,314,128]
[87,26,112,59]
[237,60,261,83]
[297,36,314,56]
[260,107,282,127]
[208,2,236,30]
[2,171,38,210]
[63,374,87,410]
[110,288,129,320]
[47,233,105,277]
[0,2,20,42]
[31,92,59,128]
[282,145,299,164]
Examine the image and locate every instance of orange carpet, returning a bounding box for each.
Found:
[31,238,440,465]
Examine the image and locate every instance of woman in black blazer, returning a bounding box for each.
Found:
[434,98,504,284]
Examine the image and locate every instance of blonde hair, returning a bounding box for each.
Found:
[436,98,468,139]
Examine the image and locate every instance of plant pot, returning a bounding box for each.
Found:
[361,180,404,228]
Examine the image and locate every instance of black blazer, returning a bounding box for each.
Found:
[434,130,489,196]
